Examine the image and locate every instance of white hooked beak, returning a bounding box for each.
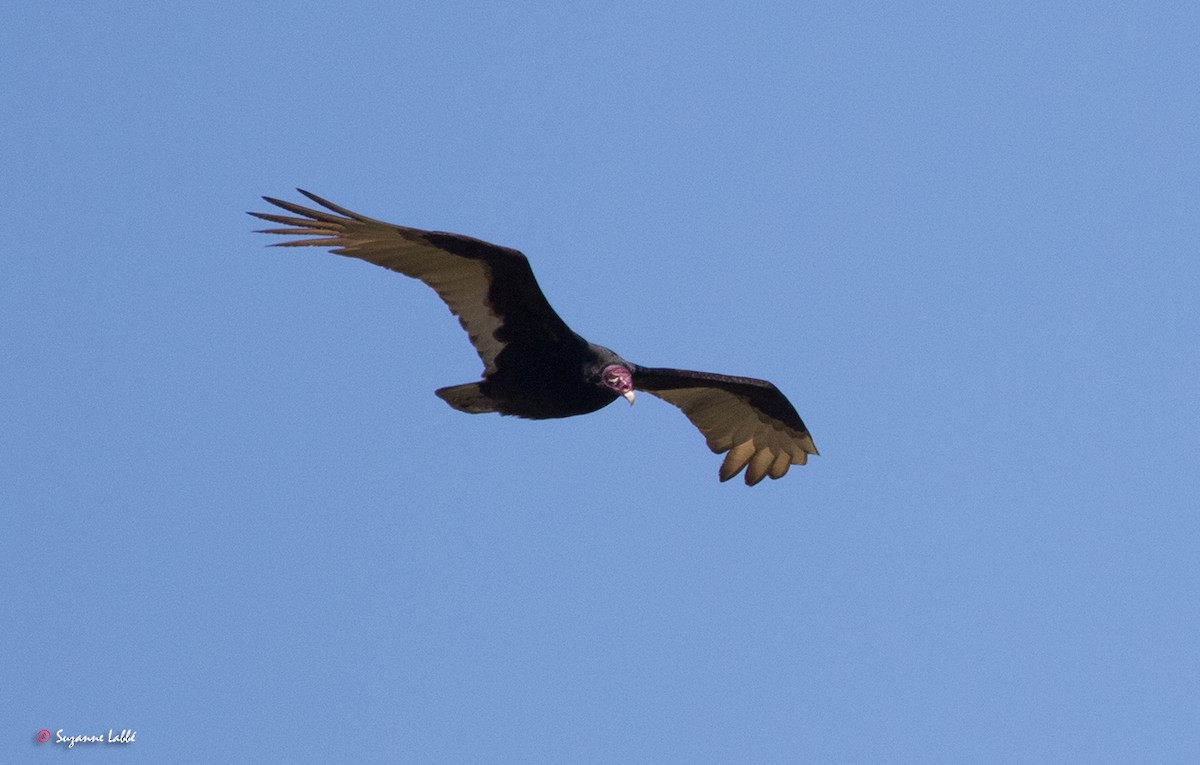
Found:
[623,390,636,405]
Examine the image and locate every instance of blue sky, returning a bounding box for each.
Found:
[3,1,1198,761]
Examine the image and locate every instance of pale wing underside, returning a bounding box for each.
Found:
[250,191,546,376]
[641,383,818,486]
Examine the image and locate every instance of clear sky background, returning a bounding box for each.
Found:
[3,1,1198,762]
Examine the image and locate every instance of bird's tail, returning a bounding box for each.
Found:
[435,382,500,414]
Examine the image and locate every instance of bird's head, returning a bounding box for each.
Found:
[599,363,636,405]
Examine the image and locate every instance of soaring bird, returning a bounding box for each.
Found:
[250,191,818,485]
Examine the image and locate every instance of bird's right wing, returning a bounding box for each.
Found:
[249,190,583,376]
[634,367,818,485]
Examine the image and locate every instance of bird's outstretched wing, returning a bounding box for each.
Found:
[249,190,583,376]
[634,368,818,485]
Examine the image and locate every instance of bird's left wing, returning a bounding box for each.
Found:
[249,190,583,376]
[633,367,818,485]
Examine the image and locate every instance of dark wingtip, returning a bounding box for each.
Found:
[294,189,372,221]
[296,188,327,206]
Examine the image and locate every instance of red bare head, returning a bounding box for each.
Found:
[600,364,636,405]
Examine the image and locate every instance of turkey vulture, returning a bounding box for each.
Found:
[249,191,818,485]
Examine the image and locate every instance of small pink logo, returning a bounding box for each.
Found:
[36,729,51,744]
